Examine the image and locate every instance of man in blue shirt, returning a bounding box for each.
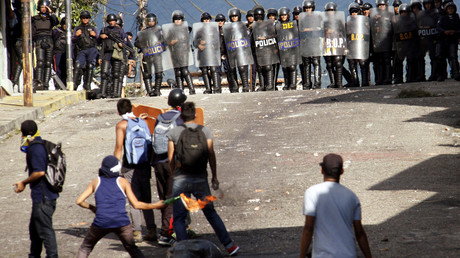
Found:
[14,120,59,258]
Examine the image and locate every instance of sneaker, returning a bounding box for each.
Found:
[227,245,240,256]
[133,230,143,243]
[143,228,158,242]
[158,236,175,246]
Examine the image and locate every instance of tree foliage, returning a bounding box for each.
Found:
[49,0,108,27]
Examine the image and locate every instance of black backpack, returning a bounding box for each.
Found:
[28,140,67,193]
[175,125,209,173]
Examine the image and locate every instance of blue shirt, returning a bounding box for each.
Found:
[27,137,59,203]
[93,177,130,228]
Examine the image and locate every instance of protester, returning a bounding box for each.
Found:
[75,155,165,257]
[299,153,372,258]
[14,120,59,258]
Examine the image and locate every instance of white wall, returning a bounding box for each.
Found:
[0,0,13,95]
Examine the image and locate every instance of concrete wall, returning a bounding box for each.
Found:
[0,0,14,95]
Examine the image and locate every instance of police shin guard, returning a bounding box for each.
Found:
[182,68,195,95]
[326,67,335,88]
[154,72,163,96]
[282,68,290,90]
[144,77,153,96]
[43,66,51,90]
[210,67,221,93]
[349,60,360,87]
[289,66,297,90]
[201,67,212,94]
[313,57,322,89]
[257,70,265,91]
[84,64,94,91]
[12,64,23,92]
[302,58,312,89]
[262,66,274,91]
[360,60,370,86]
[239,66,250,92]
[174,68,184,90]
[112,61,122,98]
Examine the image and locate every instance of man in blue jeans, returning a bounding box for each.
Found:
[14,120,58,258]
[167,102,239,256]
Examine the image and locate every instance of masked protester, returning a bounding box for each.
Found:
[32,0,58,90]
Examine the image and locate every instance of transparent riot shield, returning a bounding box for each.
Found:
[393,14,418,59]
[223,21,254,69]
[370,6,395,53]
[252,19,280,66]
[346,15,370,60]
[192,22,221,67]
[299,11,324,57]
[136,25,171,72]
[322,11,347,56]
[275,21,301,67]
[162,21,194,69]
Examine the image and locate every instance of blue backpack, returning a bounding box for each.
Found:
[125,118,152,164]
[153,112,181,155]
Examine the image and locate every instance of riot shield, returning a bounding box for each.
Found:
[393,14,418,59]
[192,22,221,67]
[275,21,301,67]
[223,21,254,69]
[136,25,171,72]
[370,6,394,53]
[346,15,370,60]
[162,21,194,69]
[322,11,347,56]
[251,19,280,66]
[299,11,324,57]
[417,10,438,54]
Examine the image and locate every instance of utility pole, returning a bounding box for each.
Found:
[138,0,146,94]
[21,0,33,106]
[65,0,74,90]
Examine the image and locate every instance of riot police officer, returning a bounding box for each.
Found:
[32,0,58,90]
[215,13,228,92]
[292,6,303,21]
[436,2,460,81]
[135,13,165,96]
[98,13,130,98]
[52,17,66,88]
[393,0,403,15]
[418,0,440,81]
[73,11,98,91]
[9,0,23,92]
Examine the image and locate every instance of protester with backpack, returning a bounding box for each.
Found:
[151,88,186,246]
[114,98,157,242]
[167,102,240,256]
[14,120,59,258]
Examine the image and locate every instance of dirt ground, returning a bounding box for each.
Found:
[0,81,459,257]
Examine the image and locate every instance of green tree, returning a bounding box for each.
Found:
[49,0,108,27]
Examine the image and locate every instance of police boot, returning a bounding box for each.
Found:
[335,68,343,88]
[289,67,297,90]
[144,77,154,96]
[282,68,290,90]
[303,63,312,90]
[428,60,438,81]
[350,63,360,87]
[383,59,393,85]
[361,64,370,87]
[83,64,94,91]
[12,65,23,93]
[239,66,250,92]
[264,67,275,91]
[313,60,322,89]
[154,72,163,96]
[299,63,307,89]
[201,68,212,94]
[210,67,221,93]
[43,66,51,90]
[174,69,184,90]
[257,70,265,91]
[342,67,352,87]
[451,59,460,81]
[183,69,195,95]
[326,67,335,88]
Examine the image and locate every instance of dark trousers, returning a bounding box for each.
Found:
[77,224,144,258]
[153,162,173,237]
[29,200,58,258]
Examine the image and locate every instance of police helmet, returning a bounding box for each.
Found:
[355,0,364,6]
[292,6,303,15]
[116,17,124,27]
[60,17,66,26]
[37,0,51,11]
[363,2,374,9]
[442,0,453,5]
[422,0,434,5]
[253,6,265,21]
[267,8,278,19]
[106,13,117,22]
[445,1,457,12]
[303,0,316,11]
[247,10,254,18]
[399,3,411,12]
[145,13,157,24]
[168,89,187,107]
[278,7,291,21]
[324,2,338,11]
[172,10,185,21]
[349,2,361,14]
[201,12,212,22]
[392,0,402,7]
[410,0,423,9]
[228,7,241,21]
[376,0,387,6]
[215,13,226,22]
[80,10,91,19]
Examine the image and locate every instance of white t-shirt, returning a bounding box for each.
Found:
[303,181,362,258]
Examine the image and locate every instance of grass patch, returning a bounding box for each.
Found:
[397,89,433,98]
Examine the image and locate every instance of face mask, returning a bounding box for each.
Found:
[20,130,40,153]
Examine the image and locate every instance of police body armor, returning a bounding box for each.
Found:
[393,14,418,59]
[223,21,254,69]
[299,11,324,57]
[346,15,370,60]
[417,9,439,54]
[162,21,194,69]
[275,21,301,67]
[74,24,98,50]
[252,19,280,67]
[135,25,169,72]
[192,22,221,67]
[322,11,347,56]
[370,7,394,52]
